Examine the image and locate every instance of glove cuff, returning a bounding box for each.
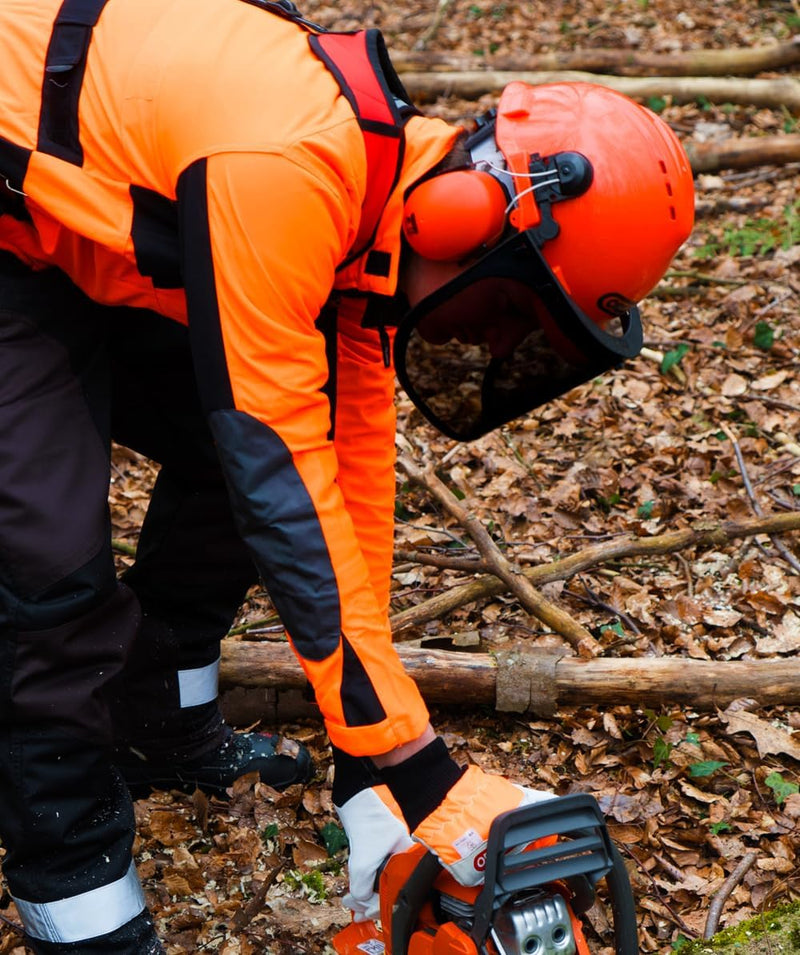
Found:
[380,736,464,830]
[411,765,526,886]
[331,745,381,806]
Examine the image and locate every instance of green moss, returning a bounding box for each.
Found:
[679,902,800,955]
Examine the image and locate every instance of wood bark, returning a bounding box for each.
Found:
[684,134,800,173]
[391,38,800,77]
[219,639,800,714]
[399,70,800,112]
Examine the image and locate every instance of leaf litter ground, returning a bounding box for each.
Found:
[1,0,799,952]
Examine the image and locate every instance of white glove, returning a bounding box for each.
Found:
[412,766,556,887]
[335,785,415,922]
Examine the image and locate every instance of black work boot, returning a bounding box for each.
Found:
[115,728,312,798]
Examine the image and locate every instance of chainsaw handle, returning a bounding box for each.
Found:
[385,796,639,955]
[389,849,443,954]
[472,794,639,955]
[606,841,639,955]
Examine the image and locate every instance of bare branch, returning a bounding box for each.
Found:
[397,453,602,658]
[704,853,758,939]
[390,511,800,637]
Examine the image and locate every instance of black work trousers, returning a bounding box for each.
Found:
[0,256,257,952]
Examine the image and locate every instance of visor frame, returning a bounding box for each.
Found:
[394,229,643,441]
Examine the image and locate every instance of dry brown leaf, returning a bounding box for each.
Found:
[753,610,800,655]
[147,809,199,847]
[702,608,743,628]
[720,705,800,761]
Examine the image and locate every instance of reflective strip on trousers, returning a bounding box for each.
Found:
[177,656,220,708]
[13,861,145,943]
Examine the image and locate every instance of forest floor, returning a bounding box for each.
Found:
[1,0,799,953]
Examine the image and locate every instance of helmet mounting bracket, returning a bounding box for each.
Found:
[518,151,594,248]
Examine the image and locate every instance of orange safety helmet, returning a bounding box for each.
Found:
[402,81,694,326]
[395,82,694,440]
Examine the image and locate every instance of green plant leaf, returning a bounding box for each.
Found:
[320,822,349,856]
[765,771,799,805]
[637,500,655,519]
[601,620,625,637]
[660,343,689,374]
[689,760,727,778]
[647,95,667,113]
[261,822,279,845]
[753,321,774,351]
[709,821,731,834]
[653,736,673,769]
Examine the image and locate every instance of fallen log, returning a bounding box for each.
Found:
[684,133,800,173]
[400,70,800,112]
[391,37,800,78]
[219,639,800,715]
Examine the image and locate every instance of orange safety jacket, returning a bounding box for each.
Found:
[0,0,459,756]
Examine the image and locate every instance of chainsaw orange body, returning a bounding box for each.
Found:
[333,794,638,955]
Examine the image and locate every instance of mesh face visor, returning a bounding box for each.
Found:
[394,230,643,441]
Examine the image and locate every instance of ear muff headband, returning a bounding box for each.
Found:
[402,169,508,262]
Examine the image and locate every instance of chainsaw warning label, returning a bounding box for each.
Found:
[453,828,483,859]
[356,941,385,954]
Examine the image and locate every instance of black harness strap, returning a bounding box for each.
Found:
[310,30,416,273]
[37,0,111,165]
[0,136,32,220]
[236,0,324,31]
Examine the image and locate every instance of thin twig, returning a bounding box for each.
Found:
[397,453,602,658]
[389,511,800,637]
[704,852,758,939]
[653,853,686,883]
[111,538,137,557]
[619,845,697,938]
[0,911,24,935]
[745,392,800,416]
[567,578,642,636]
[395,516,469,549]
[394,548,486,572]
[663,269,750,287]
[721,423,800,574]
[414,0,452,50]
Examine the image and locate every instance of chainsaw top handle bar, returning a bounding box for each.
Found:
[472,793,638,955]
[391,793,638,955]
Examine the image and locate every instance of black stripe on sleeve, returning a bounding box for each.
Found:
[176,158,235,412]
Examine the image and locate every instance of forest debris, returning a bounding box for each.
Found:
[684,134,800,174]
[400,71,800,113]
[719,704,800,761]
[389,512,800,638]
[704,853,758,939]
[390,37,800,77]
[397,452,602,657]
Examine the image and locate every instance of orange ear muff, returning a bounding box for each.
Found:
[402,169,508,262]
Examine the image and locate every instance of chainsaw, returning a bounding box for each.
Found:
[332,793,638,955]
